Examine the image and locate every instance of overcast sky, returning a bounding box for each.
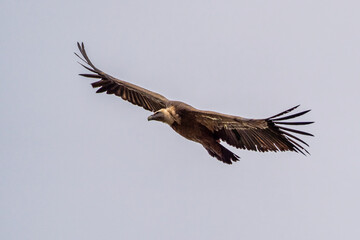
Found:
[1,0,360,239]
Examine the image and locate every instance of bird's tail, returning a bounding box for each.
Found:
[205,144,239,164]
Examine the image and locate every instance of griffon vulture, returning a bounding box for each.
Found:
[75,42,313,164]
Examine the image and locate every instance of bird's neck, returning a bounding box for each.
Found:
[162,106,181,125]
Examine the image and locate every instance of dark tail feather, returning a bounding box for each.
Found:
[205,145,239,164]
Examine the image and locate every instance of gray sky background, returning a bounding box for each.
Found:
[1,0,360,239]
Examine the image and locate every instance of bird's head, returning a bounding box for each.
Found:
[148,110,165,122]
[147,108,177,125]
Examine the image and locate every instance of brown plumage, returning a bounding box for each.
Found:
[75,42,314,164]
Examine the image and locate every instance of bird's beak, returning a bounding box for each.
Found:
[147,115,155,121]
[148,112,162,121]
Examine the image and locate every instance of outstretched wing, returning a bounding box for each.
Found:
[75,42,169,112]
[195,105,313,155]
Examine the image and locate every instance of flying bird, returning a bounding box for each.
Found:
[75,42,313,164]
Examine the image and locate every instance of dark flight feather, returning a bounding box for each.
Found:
[268,105,300,119]
[78,73,102,79]
[274,121,314,125]
[271,110,311,121]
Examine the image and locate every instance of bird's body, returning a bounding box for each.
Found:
[76,42,313,164]
[157,102,242,163]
